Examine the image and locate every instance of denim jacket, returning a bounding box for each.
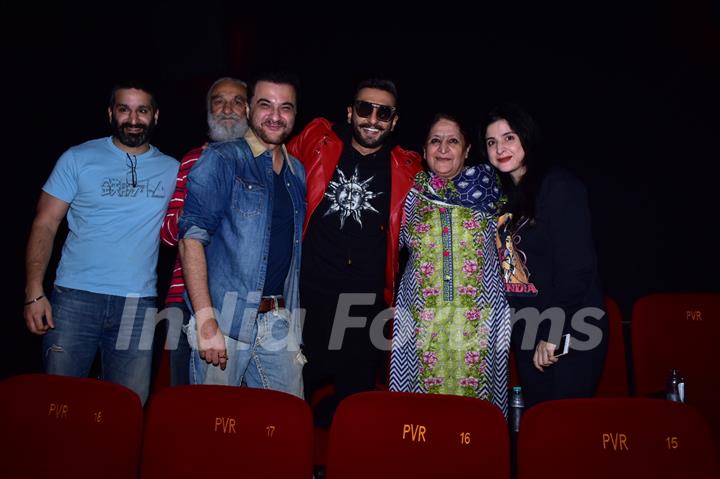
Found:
[179,130,306,345]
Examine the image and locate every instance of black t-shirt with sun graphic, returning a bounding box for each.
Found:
[301,142,392,295]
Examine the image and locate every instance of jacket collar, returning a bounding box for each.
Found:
[244,128,295,175]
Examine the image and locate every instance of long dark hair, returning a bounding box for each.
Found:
[479,103,546,229]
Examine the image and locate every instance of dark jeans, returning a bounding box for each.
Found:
[511,314,608,408]
[163,302,192,387]
[44,286,157,404]
[301,287,387,428]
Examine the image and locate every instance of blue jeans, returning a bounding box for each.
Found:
[187,309,305,398]
[43,285,157,404]
[162,302,191,386]
[165,303,191,386]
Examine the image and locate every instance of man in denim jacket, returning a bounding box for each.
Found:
[179,73,307,396]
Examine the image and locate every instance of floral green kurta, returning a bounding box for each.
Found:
[390,166,511,413]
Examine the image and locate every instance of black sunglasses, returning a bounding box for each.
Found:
[353,100,397,122]
[126,153,138,188]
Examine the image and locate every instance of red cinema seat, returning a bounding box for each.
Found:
[150,348,171,395]
[0,374,143,479]
[326,391,509,479]
[140,385,313,479]
[631,293,720,450]
[517,398,719,478]
[595,296,629,396]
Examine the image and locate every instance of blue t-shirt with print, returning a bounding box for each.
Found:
[43,136,178,297]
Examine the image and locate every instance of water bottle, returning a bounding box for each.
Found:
[677,371,686,403]
[509,386,525,433]
[666,368,684,403]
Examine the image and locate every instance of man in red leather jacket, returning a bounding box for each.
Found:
[288,78,421,427]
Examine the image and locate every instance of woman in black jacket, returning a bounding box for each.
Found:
[480,103,608,408]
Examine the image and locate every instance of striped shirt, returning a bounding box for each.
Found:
[160,146,204,304]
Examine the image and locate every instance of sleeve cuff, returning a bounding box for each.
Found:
[181,225,210,245]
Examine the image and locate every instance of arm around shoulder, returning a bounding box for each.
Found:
[286,118,332,166]
[160,150,203,247]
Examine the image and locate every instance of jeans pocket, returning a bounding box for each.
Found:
[257,311,292,352]
[186,316,199,350]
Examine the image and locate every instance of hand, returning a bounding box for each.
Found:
[23,296,54,335]
[533,340,559,372]
[197,317,227,370]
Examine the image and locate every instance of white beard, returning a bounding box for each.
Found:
[208,113,248,142]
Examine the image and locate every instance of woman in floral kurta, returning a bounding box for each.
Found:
[389,114,511,414]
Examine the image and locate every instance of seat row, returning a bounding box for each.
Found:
[1,374,718,478]
[573,293,718,401]
[509,292,719,450]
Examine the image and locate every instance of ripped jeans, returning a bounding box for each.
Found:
[187,308,305,398]
[43,285,157,404]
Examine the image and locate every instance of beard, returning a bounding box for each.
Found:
[207,112,248,142]
[352,119,392,150]
[111,115,156,148]
[251,118,291,146]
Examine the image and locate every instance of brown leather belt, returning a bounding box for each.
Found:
[257,296,285,313]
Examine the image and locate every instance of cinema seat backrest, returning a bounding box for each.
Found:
[595,296,629,396]
[631,292,720,450]
[326,391,509,479]
[0,374,143,479]
[140,385,313,479]
[517,398,719,478]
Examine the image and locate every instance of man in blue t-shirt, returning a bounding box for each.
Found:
[23,81,178,404]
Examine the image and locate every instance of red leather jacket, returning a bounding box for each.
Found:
[288,117,422,305]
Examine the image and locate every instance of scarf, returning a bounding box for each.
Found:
[412,164,502,214]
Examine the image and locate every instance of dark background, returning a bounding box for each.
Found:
[3,2,719,378]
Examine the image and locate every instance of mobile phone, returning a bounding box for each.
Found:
[554,333,571,357]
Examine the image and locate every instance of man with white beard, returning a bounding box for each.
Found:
[160,77,248,385]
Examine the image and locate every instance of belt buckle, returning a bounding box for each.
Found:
[262,295,279,314]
